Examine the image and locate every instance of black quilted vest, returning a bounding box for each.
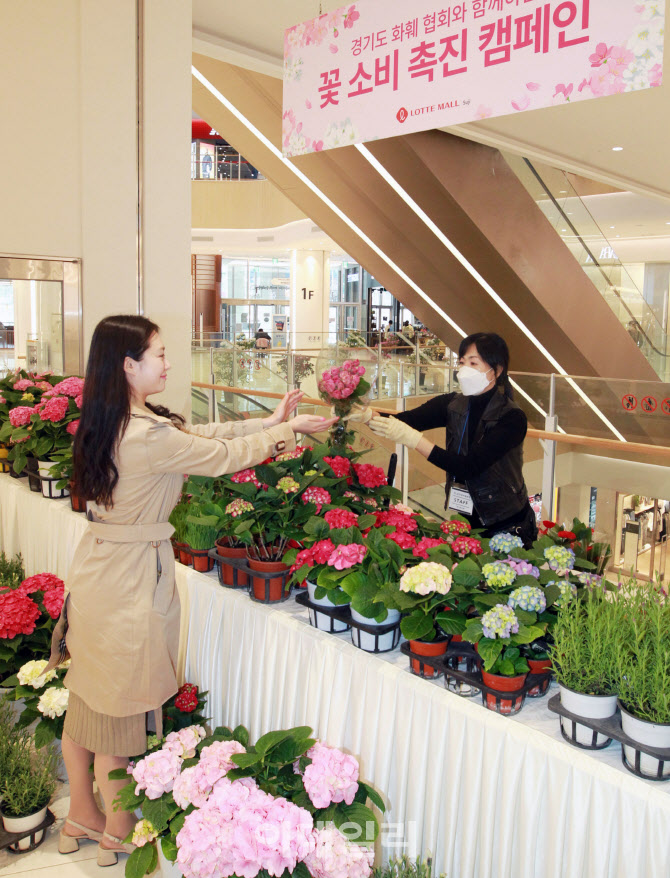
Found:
[444,389,529,527]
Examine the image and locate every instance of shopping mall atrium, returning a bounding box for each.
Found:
[0,2,668,877]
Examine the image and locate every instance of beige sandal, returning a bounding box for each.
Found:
[58,818,104,853]
[97,831,135,867]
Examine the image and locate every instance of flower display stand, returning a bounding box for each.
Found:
[0,808,55,854]
[547,694,670,781]
[400,642,552,715]
[295,591,401,652]
[208,549,293,603]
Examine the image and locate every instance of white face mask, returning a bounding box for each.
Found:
[457,365,494,396]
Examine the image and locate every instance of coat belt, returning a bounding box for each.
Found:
[87,521,174,544]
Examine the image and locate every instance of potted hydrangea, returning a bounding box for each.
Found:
[0,568,64,680]
[395,562,453,678]
[462,601,545,714]
[109,723,385,878]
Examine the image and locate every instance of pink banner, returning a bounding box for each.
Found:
[282,0,664,156]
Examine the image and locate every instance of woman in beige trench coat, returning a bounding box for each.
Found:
[50,315,335,866]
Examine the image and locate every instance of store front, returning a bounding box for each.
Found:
[613,493,670,582]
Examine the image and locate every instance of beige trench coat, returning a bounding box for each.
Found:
[61,405,295,717]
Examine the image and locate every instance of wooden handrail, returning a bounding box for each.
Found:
[192,382,670,460]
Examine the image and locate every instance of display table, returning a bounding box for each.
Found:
[1,476,669,878]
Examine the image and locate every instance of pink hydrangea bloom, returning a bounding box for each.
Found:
[412,537,448,560]
[176,777,315,878]
[50,376,85,397]
[172,740,246,809]
[327,543,366,570]
[34,381,53,392]
[39,395,69,422]
[13,379,35,391]
[66,419,80,435]
[0,396,6,404]
[231,468,262,487]
[302,486,331,513]
[8,406,34,427]
[318,359,366,400]
[304,826,374,878]
[132,746,183,799]
[74,394,83,409]
[302,742,359,808]
[163,725,206,759]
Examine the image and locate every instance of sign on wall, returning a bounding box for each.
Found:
[283,0,664,156]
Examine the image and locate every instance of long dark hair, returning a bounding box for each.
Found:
[73,315,184,507]
[459,332,513,398]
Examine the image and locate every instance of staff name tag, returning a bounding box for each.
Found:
[447,483,474,516]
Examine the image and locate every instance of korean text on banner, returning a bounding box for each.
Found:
[282,0,664,156]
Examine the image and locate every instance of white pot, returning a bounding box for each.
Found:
[350,607,400,653]
[619,702,670,779]
[306,581,349,633]
[559,684,617,747]
[37,459,69,499]
[2,805,48,851]
[158,844,183,877]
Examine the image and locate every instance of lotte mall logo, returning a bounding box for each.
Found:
[396,107,408,123]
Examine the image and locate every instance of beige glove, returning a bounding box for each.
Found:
[329,404,373,424]
[369,416,422,449]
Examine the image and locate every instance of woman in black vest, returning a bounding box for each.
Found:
[368,332,538,547]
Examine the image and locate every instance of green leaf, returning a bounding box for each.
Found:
[142,795,180,833]
[573,557,596,570]
[33,719,56,749]
[473,592,508,608]
[511,624,545,645]
[358,781,386,812]
[292,863,312,878]
[254,729,292,756]
[544,584,560,608]
[232,725,249,746]
[161,837,178,862]
[269,736,316,765]
[462,620,484,643]
[514,609,537,626]
[435,611,467,635]
[230,751,262,768]
[256,464,280,487]
[116,782,145,813]
[400,612,435,642]
[477,637,503,671]
[125,842,157,878]
[334,802,379,844]
[169,811,187,836]
[108,768,131,781]
[498,658,516,676]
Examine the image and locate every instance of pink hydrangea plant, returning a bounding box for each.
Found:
[327,543,366,570]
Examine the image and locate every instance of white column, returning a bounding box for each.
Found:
[291,250,330,350]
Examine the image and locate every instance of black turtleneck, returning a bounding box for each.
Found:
[394,387,527,481]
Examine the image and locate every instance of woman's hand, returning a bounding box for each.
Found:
[289,414,338,435]
[263,389,304,428]
[369,416,423,449]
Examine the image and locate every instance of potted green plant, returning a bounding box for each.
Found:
[548,585,622,746]
[169,500,191,565]
[614,580,670,778]
[0,727,58,850]
[183,517,218,573]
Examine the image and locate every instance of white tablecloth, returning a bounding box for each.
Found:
[2,475,669,878]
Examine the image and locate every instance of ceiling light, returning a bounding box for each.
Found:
[611,146,623,151]
[610,226,615,229]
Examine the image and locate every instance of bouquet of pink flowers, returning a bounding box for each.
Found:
[111,721,385,878]
[317,359,371,447]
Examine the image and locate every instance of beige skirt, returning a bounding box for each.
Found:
[63,692,162,757]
